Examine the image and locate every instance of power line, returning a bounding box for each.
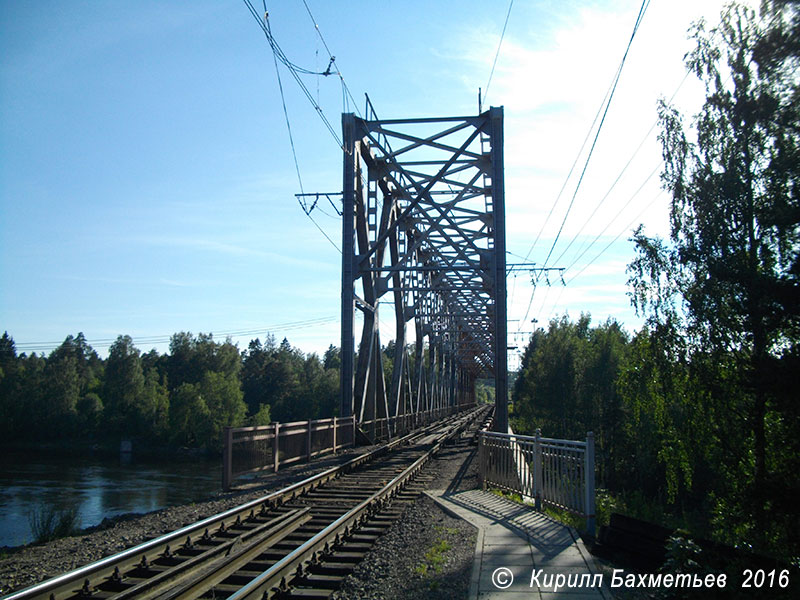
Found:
[551,122,657,267]
[13,316,340,354]
[566,188,665,285]
[241,0,344,253]
[262,2,304,197]
[533,281,567,330]
[564,161,661,274]
[551,69,691,270]
[521,2,647,265]
[539,0,651,270]
[243,0,343,147]
[514,2,745,328]
[482,0,515,108]
[557,54,735,285]
[547,5,740,291]
[300,0,363,118]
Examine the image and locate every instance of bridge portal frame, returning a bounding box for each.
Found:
[340,106,508,437]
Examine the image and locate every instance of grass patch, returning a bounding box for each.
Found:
[434,525,460,536]
[488,487,591,533]
[488,488,527,505]
[28,505,79,543]
[415,539,452,576]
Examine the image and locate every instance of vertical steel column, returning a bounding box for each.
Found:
[490,107,509,433]
[340,113,356,419]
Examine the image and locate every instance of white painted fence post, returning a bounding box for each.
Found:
[478,431,488,490]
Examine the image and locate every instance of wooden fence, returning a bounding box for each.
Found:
[223,405,471,489]
[222,416,356,490]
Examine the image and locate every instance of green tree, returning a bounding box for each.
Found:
[513,315,629,489]
[142,368,170,439]
[45,334,104,436]
[252,403,271,426]
[42,352,80,434]
[0,333,23,439]
[241,337,275,415]
[104,335,146,435]
[628,0,800,554]
[199,370,246,447]
[169,382,211,447]
[323,344,341,370]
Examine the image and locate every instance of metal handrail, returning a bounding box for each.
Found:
[479,429,596,537]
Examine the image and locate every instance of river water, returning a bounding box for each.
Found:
[0,452,222,548]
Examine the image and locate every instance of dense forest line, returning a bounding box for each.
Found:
[514,1,799,561]
[0,331,494,453]
[0,332,341,451]
[512,313,798,560]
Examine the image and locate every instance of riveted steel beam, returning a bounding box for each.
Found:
[340,107,508,439]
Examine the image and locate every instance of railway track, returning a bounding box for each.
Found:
[4,407,489,600]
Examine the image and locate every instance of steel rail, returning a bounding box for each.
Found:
[107,508,311,600]
[2,409,482,600]
[229,408,480,599]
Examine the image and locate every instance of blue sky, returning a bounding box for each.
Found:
[1,0,738,364]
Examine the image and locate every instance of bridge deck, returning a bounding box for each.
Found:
[427,489,611,599]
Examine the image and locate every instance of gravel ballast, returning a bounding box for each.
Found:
[0,446,375,595]
[333,436,481,600]
[0,434,483,599]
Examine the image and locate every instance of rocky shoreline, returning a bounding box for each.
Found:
[0,445,372,595]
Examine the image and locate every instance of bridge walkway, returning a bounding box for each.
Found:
[427,489,612,599]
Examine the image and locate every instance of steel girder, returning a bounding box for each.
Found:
[340,107,508,437]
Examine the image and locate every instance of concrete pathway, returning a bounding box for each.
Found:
[426,489,612,599]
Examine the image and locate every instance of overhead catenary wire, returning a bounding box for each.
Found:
[555,34,740,290]
[564,161,661,274]
[512,0,651,336]
[514,164,660,333]
[522,67,620,265]
[533,281,567,331]
[566,188,666,285]
[299,0,363,118]
[243,0,343,147]
[545,7,746,297]
[242,0,344,253]
[551,69,691,270]
[539,0,651,271]
[262,1,304,198]
[482,0,515,108]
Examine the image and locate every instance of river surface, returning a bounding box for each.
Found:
[0,452,222,548]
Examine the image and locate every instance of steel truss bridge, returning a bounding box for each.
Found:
[340,105,509,436]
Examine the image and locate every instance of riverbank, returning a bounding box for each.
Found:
[0,451,223,548]
[0,443,375,595]
[1,439,217,461]
[0,437,480,599]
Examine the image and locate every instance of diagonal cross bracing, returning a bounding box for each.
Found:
[341,107,509,437]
